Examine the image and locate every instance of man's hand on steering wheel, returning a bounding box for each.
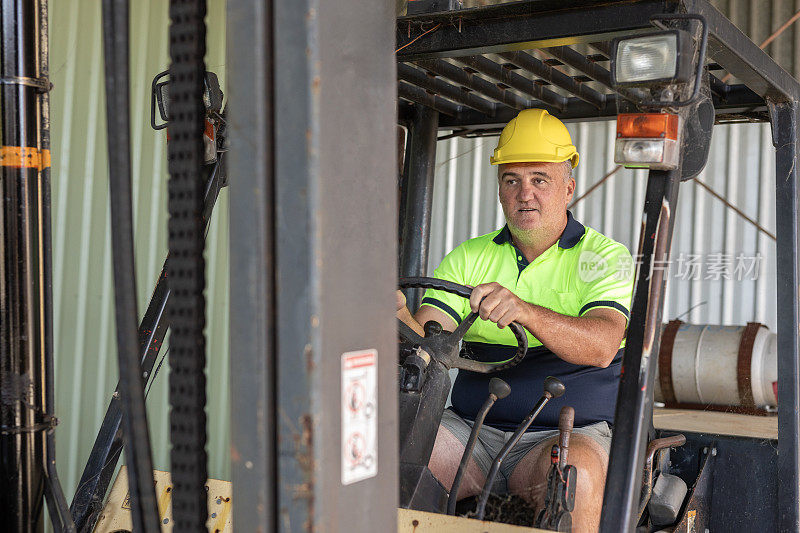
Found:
[469,282,532,330]
[398,277,528,373]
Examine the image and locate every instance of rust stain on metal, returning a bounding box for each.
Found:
[312,76,321,95]
[297,414,314,467]
[305,344,315,372]
[294,414,315,531]
[230,445,241,463]
[642,200,671,357]
[658,320,683,404]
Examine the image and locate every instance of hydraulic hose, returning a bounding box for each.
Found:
[39,1,76,527]
[101,0,161,531]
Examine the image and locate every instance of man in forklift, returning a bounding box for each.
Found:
[397,109,634,531]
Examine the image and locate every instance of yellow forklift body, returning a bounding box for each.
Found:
[94,467,233,532]
[397,508,549,532]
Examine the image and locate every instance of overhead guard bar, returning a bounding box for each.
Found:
[452,55,569,109]
[494,51,605,108]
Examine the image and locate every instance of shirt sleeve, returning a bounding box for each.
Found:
[577,241,635,323]
[418,243,471,325]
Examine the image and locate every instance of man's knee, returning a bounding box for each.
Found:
[428,425,463,488]
[550,436,608,533]
[507,437,555,504]
[509,435,608,509]
[427,425,485,498]
[569,436,608,497]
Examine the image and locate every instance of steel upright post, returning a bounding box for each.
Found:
[769,101,800,532]
[0,0,50,530]
[227,0,276,530]
[399,104,439,311]
[272,0,399,530]
[600,169,681,532]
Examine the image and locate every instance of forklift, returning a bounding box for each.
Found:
[2,0,799,532]
[391,1,798,531]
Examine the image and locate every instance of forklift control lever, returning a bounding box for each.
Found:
[475,377,565,520]
[544,376,566,399]
[536,406,578,532]
[489,377,512,400]
[558,406,574,470]
[447,377,511,515]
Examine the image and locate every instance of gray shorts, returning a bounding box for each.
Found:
[440,408,613,495]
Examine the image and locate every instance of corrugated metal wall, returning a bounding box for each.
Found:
[48,0,230,511]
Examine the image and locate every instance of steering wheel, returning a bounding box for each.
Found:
[399,276,528,373]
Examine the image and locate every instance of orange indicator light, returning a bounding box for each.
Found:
[616,113,679,140]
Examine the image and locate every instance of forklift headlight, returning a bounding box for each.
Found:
[620,140,664,162]
[612,30,693,85]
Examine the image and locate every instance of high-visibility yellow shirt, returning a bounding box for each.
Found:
[420,211,635,430]
[421,211,633,350]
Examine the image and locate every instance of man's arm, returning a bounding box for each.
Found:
[396,290,457,337]
[468,282,626,368]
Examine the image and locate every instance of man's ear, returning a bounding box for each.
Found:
[565,178,576,204]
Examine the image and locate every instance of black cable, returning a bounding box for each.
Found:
[145,348,170,400]
[101,0,161,531]
[38,0,76,529]
[42,106,76,533]
[167,0,210,529]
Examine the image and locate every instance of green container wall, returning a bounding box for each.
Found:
[48,0,230,511]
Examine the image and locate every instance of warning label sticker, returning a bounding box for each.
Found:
[341,349,378,485]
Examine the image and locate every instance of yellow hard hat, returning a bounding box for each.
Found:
[490,109,579,168]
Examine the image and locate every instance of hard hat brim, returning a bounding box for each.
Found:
[490,153,579,168]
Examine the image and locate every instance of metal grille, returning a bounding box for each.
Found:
[398,46,767,131]
[396,1,771,131]
[167,0,209,528]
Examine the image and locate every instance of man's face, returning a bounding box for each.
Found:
[498,161,575,236]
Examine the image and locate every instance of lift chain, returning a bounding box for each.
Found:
[167,0,209,529]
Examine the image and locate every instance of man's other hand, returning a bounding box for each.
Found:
[396,289,407,312]
[469,282,531,329]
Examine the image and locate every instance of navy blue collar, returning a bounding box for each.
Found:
[492,210,585,249]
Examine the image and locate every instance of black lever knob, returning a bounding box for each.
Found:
[489,377,511,400]
[423,320,443,337]
[543,376,565,399]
